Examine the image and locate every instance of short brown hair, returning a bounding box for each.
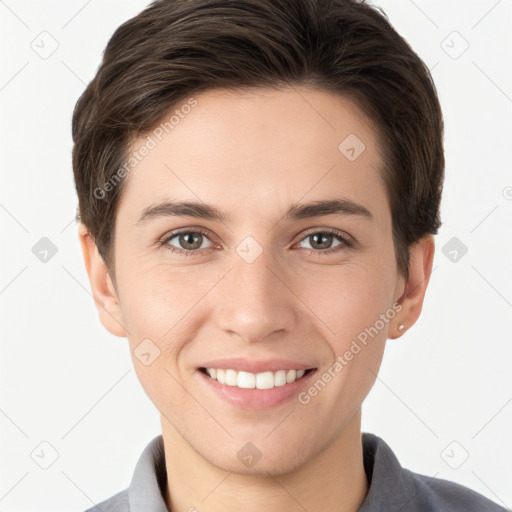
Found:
[72,0,444,282]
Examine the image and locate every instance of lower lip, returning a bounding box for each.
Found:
[197,369,317,410]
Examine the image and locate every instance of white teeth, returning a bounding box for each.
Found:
[286,369,296,383]
[206,368,217,379]
[204,367,309,388]
[274,370,287,387]
[256,371,274,390]
[237,371,256,389]
[225,369,238,386]
[216,368,226,384]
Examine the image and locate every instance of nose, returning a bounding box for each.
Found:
[213,246,299,344]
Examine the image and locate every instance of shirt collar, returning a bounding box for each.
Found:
[127,432,414,512]
[128,435,169,512]
[359,432,417,511]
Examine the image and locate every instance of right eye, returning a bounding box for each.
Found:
[159,228,215,256]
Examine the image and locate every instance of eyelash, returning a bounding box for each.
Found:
[157,227,354,257]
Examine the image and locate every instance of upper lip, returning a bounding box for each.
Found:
[198,358,317,374]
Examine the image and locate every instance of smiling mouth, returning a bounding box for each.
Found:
[199,367,316,389]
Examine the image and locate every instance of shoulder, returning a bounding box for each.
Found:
[81,435,167,512]
[361,433,508,512]
[404,469,508,511]
[83,488,130,512]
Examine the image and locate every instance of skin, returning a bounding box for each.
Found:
[78,86,434,512]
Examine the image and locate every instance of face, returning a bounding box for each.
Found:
[91,86,410,474]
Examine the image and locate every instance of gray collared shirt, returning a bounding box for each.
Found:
[85,433,507,512]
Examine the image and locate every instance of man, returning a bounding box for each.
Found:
[72,0,506,510]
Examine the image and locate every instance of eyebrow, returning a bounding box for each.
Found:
[135,197,373,226]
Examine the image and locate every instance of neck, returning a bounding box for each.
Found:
[161,409,369,512]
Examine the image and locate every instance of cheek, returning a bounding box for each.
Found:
[299,259,393,341]
[122,268,201,415]
[130,356,201,435]
[296,258,393,395]
[308,258,395,404]
[119,264,224,411]
[119,260,218,336]
[297,273,389,420]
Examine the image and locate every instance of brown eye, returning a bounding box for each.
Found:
[297,230,353,255]
[308,233,335,250]
[161,229,213,255]
[175,232,204,250]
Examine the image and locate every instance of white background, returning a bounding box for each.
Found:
[0,0,511,510]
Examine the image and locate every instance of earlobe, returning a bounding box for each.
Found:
[77,223,127,338]
[390,234,435,339]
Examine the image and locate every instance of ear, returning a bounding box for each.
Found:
[389,234,435,339]
[77,223,127,338]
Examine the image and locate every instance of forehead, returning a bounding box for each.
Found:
[117,86,388,227]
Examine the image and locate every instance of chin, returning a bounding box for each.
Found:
[202,440,313,477]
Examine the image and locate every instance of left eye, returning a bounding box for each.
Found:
[297,231,351,252]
